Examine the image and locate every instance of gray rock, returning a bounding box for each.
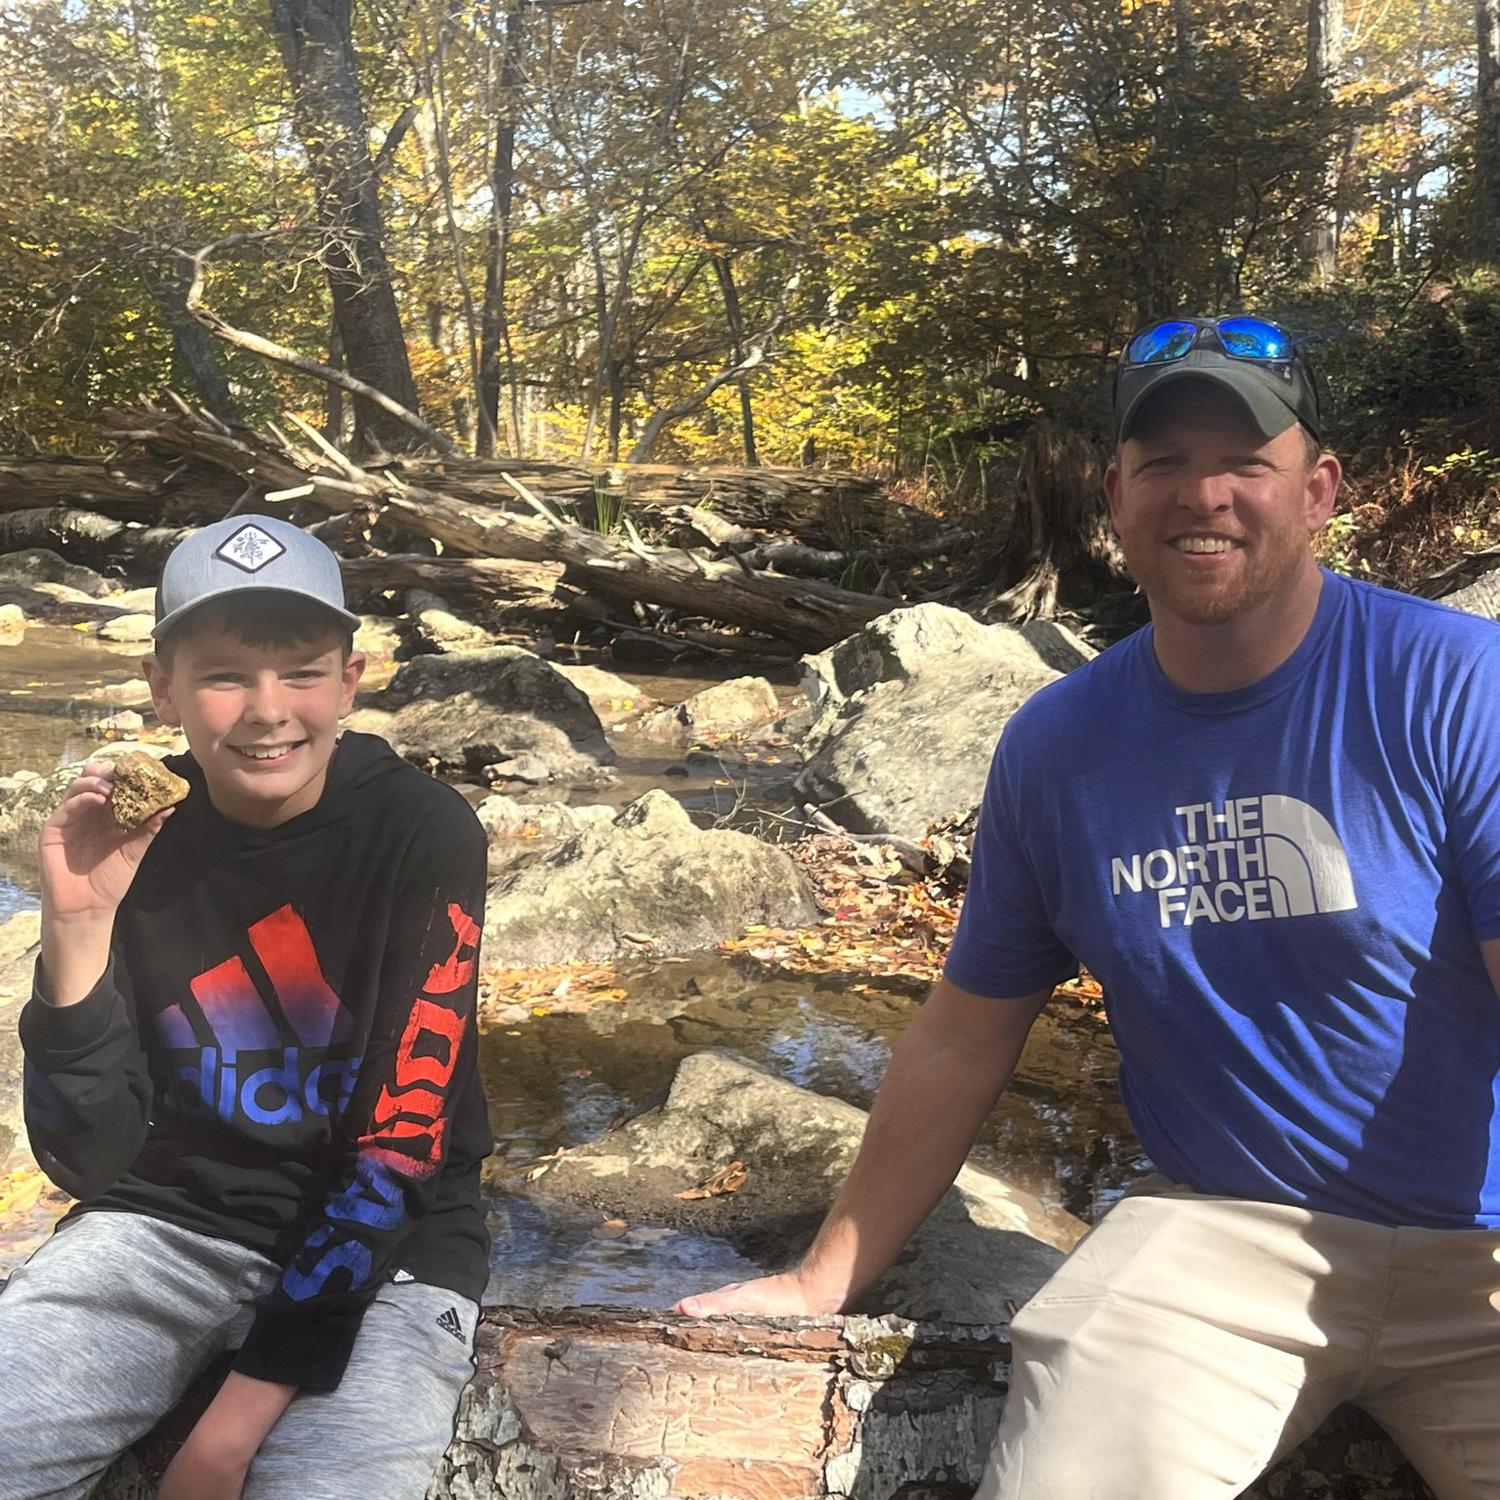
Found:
[551,663,654,725]
[1018,617,1098,672]
[484,790,817,964]
[96,613,155,645]
[476,795,615,873]
[347,648,615,783]
[795,604,1060,838]
[103,587,157,613]
[0,549,111,597]
[635,676,780,739]
[83,679,153,711]
[538,1050,1084,1323]
[0,604,25,645]
[1442,564,1500,622]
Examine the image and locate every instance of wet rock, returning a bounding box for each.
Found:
[0,549,111,598]
[538,1050,1083,1322]
[353,615,401,663]
[635,675,780,739]
[96,613,155,645]
[108,751,190,828]
[1443,564,1500,622]
[795,603,1062,838]
[0,604,25,646]
[347,648,615,784]
[0,745,175,861]
[484,790,817,965]
[551,663,654,726]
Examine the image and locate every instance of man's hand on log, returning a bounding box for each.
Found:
[675,1271,842,1319]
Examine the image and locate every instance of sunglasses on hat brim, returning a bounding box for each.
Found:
[1113,316,1322,442]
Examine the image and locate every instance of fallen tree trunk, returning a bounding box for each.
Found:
[0,508,193,574]
[0,458,231,521]
[93,1308,1434,1499]
[338,553,565,603]
[101,409,897,649]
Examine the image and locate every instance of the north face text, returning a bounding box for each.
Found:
[1111,794,1358,928]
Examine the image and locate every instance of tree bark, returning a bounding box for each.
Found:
[267,0,424,455]
[89,1308,1435,1499]
[128,0,235,419]
[1479,0,1500,264]
[477,1,525,457]
[1304,0,1345,280]
[983,422,1128,621]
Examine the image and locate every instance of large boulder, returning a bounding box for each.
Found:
[795,604,1063,838]
[536,1050,1083,1323]
[475,794,616,873]
[484,790,817,965]
[347,648,615,785]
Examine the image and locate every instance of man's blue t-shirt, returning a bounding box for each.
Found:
[944,569,1500,1228]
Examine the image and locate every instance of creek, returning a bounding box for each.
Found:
[0,627,1144,1302]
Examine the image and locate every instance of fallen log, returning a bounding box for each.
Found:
[337,553,565,603]
[92,1307,1435,1499]
[0,509,193,575]
[101,409,897,650]
[0,457,230,521]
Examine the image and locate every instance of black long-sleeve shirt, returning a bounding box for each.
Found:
[19,732,491,1390]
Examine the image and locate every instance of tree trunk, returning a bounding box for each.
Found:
[1304,0,1345,280]
[89,1308,1435,1499]
[128,0,235,420]
[267,0,424,455]
[712,255,759,466]
[1479,0,1500,264]
[983,422,1128,621]
[478,1,525,457]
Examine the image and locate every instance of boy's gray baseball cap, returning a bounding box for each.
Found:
[153,515,360,641]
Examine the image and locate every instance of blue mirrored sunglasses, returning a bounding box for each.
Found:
[1124,316,1298,367]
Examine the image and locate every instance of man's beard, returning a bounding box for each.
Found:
[1127,530,1309,625]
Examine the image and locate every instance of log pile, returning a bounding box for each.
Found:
[0,404,977,655]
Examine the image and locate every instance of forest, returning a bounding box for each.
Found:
[1,0,1498,600]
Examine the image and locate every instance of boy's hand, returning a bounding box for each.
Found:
[675,1270,843,1319]
[38,761,173,922]
[37,762,174,1007]
[157,1373,297,1500]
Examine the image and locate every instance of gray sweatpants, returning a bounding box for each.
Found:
[0,1211,479,1500]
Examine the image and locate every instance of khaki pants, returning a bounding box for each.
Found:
[979,1180,1500,1499]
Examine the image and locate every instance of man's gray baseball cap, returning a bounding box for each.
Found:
[1112,317,1322,446]
[153,514,360,641]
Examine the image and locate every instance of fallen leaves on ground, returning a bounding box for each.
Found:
[477,960,627,1025]
[674,1161,749,1200]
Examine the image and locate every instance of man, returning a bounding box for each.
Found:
[678,316,1500,1497]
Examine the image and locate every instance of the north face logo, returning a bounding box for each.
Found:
[1110,794,1357,928]
[215,523,285,574]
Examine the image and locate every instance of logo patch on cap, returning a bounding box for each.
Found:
[215,523,286,574]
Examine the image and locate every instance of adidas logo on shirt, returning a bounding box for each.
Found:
[436,1307,466,1343]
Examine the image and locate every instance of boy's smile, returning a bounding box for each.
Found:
[146,617,365,829]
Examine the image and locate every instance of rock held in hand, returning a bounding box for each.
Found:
[108,752,189,829]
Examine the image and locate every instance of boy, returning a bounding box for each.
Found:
[0,515,491,1500]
